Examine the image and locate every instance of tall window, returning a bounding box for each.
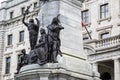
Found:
[19,31,24,42]
[100,32,110,39]
[82,10,89,24]
[100,3,109,19]
[10,11,14,19]
[34,2,37,8]
[5,57,11,74]
[8,34,12,45]
[21,7,25,15]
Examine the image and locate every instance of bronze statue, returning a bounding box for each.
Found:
[16,49,28,74]
[47,15,64,63]
[24,4,32,15]
[29,28,48,65]
[22,6,40,50]
[29,15,64,64]
[34,28,48,65]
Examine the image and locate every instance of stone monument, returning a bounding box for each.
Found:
[15,0,100,80]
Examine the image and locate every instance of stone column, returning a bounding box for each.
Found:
[114,58,120,80]
[92,62,101,80]
[0,25,5,80]
[93,63,98,72]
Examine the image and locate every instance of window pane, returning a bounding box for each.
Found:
[5,57,11,74]
[83,37,89,41]
[100,3,108,19]
[10,11,13,19]
[105,4,109,17]
[101,32,110,39]
[34,2,37,8]
[8,34,12,45]
[19,31,24,42]
[82,10,89,24]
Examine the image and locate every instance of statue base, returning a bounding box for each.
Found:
[15,63,100,80]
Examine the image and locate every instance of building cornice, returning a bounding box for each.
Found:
[0,0,29,10]
[0,7,39,26]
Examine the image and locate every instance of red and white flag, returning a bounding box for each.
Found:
[81,21,92,39]
[82,21,85,27]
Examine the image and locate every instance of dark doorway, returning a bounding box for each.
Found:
[100,72,111,80]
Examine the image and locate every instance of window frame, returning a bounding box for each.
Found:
[100,32,110,39]
[19,31,24,42]
[34,2,38,8]
[100,3,109,19]
[82,10,89,24]
[83,37,89,41]
[10,11,14,19]
[7,34,12,46]
[5,57,11,74]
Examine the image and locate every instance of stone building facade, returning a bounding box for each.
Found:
[0,0,119,80]
[0,0,39,80]
[82,0,120,80]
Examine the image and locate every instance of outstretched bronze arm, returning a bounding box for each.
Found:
[22,4,32,26]
[22,14,28,26]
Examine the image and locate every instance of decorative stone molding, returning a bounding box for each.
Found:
[97,17,112,24]
[83,30,92,35]
[5,45,13,50]
[17,41,25,47]
[96,25,113,32]
[4,52,12,57]
[84,44,95,55]
[3,73,11,77]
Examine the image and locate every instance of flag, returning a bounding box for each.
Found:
[81,21,92,39]
[82,21,85,27]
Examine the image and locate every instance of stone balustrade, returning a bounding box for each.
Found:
[95,35,120,49]
[84,35,120,50]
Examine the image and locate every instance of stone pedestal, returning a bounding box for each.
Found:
[15,0,100,80]
[15,64,97,80]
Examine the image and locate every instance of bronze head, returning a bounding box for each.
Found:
[29,19,34,23]
[21,49,26,55]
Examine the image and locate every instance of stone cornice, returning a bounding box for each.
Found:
[62,0,83,7]
[0,0,29,10]
[0,7,39,26]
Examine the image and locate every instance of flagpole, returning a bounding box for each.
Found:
[84,25,92,40]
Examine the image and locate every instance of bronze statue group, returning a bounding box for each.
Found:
[16,3,64,74]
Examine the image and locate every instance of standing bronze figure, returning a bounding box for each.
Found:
[34,28,48,65]
[29,28,48,65]
[47,15,64,62]
[16,49,28,74]
[29,15,64,64]
[22,6,40,50]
